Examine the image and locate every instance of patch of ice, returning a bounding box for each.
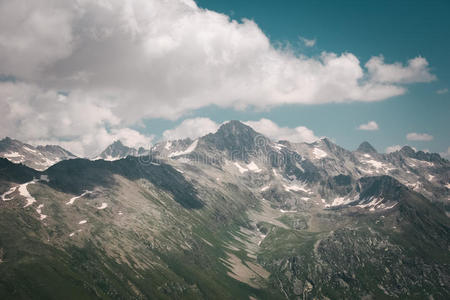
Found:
[246,161,261,173]
[384,203,398,210]
[3,152,23,158]
[168,140,198,158]
[78,220,87,225]
[408,158,433,167]
[365,159,384,169]
[260,185,270,192]
[326,194,359,207]
[97,202,108,210]
[312,148,328,159]
[283,183,310,193]
[273,143,286,151]
[36,204,47,220]
[331,197,346,206]
[361,159,395,173]
[257,234,267,246]
[234,162,248,174]
[19,180,37,208]
[1,186,17,201]
[359,168,376,175]
[357,197,384,209]
[280,209,297,213]
[69,229,82,237]
[103,155,120,161]
[23,146,37,153]
[174,167,184,173]
[66,191,92,205]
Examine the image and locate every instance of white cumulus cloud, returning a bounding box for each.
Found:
[357,121,379,131]
[406,132,434,141]
[0,0,437,155]
[162,117,219,140]
[386,145,402,153]
[244,118,319,143]
[300,36,316,47]
[440,147,450,159]
[366,56,436,84]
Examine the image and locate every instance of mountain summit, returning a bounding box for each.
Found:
[0,137,76,170]
[201,120,269,152]
[357,141,378,153]
[97,140,139,161]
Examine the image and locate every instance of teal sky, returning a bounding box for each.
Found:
[144,0,449,153]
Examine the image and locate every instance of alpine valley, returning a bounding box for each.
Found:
[0,121,449,299]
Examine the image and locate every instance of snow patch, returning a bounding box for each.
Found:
[427,174,434,182]
[1,186,17,201]
[19,180,37,208]
[36,204,47,220]
[365,159,384,169]
[273,143,286,151]
[312,148,328,159]
[234,162,248,174]
[361,159,395,173]
[3,152,23,159]
[23,146,37,153]
[246,161,262,173]
[165,141,172,150]
[103,155,120,161]
[325,194,359,207]
[66,191,92,205]
[69,229,82,237]
[446,183,450,189]
[174,167,184,173]
[283,183,310,193]
[78,220,87,225]
[168,139,198,158]
[356,197,398,211]
[97,202,108,210]
[260,185,270,192]
[280,209,297,213]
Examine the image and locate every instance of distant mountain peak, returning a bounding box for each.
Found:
[0,137,76,170]
[357,141,377,153]
[98,140,138,160]
[400,145,415,156]
[217,120,256,135]
[202,120,269,153]
[112,140,124,146]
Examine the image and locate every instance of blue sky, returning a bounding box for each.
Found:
[0,0,448,156]
[163,0,449,153]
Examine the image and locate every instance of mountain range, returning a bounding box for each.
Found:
[0,121,449,299]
